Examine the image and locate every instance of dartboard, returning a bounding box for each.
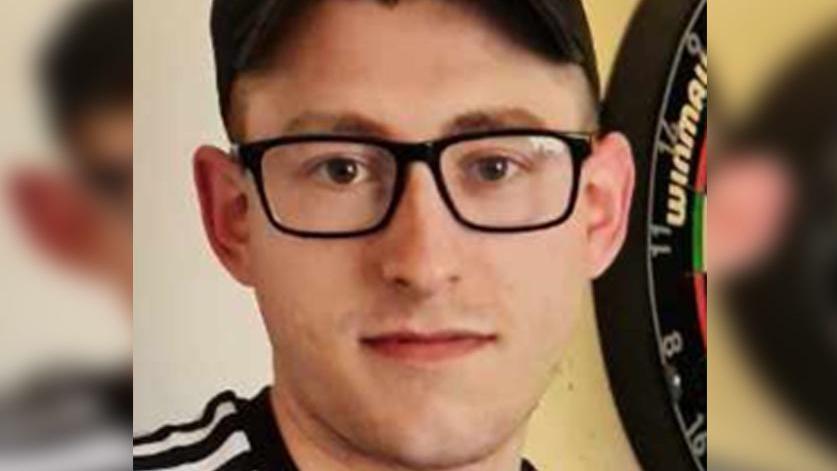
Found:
[594,0,707,469]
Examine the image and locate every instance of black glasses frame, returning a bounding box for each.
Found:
[233,128,594,238]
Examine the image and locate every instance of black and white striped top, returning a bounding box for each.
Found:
[134,387,539,471]
[134,388,295,470]
[0,367,132,471]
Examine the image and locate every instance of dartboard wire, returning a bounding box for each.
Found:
[668,183,705,195]
[644,0,707,468]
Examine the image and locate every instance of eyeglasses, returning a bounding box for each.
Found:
[234,129,593,238]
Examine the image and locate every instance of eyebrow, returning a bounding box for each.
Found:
[443,108,547,134]
[284,112,390,136]
[281,107,549,139]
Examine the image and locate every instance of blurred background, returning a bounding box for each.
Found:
[0,0,129,392]
[710,1,837,469]
[0,0,131,468]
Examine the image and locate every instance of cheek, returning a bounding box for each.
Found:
[482,226,588,356]
[248,229,367,349]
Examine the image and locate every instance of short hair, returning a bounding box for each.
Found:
[39,0,133,136]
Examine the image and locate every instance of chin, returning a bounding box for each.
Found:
[349,403,519,470]
[374,430,501,470]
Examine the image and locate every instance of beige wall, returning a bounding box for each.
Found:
[133,0,273,429]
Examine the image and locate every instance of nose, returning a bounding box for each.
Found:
[374,164,463,299]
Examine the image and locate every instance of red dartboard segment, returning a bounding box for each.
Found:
[695,273,707,346]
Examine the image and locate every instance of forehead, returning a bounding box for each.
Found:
[232,0,592,142]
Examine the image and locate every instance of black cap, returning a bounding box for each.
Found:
[210,0,600,126]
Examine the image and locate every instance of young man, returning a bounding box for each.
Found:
[1,0,132,468]
[134,1,635,470]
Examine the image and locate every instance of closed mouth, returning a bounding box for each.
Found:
[360,330,498,363]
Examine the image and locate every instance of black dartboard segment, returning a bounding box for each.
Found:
[595,0,707,469]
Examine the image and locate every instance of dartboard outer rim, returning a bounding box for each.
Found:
[594,0,707,469]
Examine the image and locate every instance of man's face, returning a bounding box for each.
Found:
[202,1,632,468]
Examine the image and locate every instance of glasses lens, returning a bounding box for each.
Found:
[260,142,396,233]
[441,135,576,228]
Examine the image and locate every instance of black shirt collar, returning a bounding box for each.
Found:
[240,387,299,470]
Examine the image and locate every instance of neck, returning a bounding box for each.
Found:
[269,387,528,471]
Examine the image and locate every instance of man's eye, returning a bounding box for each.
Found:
[314,157,368,185]
[469,156,522,182]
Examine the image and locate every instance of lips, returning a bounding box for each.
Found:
[360,330,498,363]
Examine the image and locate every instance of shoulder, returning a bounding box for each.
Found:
[0,367,131,469]
[133,390,255,470]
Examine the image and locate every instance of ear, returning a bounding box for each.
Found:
[9,168,103,274]
[193,145,254,286]
[708,152,794,279]
[581,132,635,279]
